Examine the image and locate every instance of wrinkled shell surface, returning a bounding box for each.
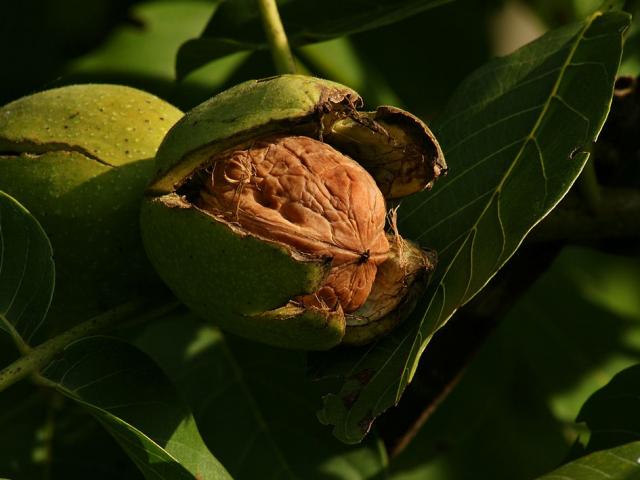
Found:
[343,235,435,345]
[198,135,390,312]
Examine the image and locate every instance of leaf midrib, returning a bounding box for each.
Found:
[398,10,606,393]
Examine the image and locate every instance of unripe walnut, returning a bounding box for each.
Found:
[0,84,182,337]
[141,75,446,350]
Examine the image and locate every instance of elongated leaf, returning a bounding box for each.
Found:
[315,10,630,443]
[176,0,448,78]
[577,364,640,453]
[135,315,387,480]
[0,191,54,348]
[536,441,640,479]
[40,336,231,480]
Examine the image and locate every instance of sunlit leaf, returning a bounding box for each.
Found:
[536,441,640,479]
[315,10,630,444]
[65,0,247,108]
[68,1,214,82]
[619,2,640,76]
[577,364,640,453]
[40,336,231,480]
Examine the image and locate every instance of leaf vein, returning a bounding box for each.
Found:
[446,104,544,154]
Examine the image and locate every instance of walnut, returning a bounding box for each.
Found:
[141,74,444,349]
[198,135,390,313]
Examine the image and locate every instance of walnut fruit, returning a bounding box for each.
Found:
[0,84,183,337]
[140,75,445,350]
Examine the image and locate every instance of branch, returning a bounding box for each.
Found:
[378,244,560,457]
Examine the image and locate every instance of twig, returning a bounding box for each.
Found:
[388,367,468,458]
[530,187,640,242]
[257,0,296,74]
[0,298,180,393]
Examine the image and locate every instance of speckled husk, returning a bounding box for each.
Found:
[141,194,345,350]
[148,75,362,194]
[0,84,183,338]
[149,75,445,199]
[141,74,443,350]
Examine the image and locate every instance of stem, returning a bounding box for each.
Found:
[0,298,180,393]
[257,0,296,74]
[578,157,602,213]
[1,318,32,356]
[531,187,640,243]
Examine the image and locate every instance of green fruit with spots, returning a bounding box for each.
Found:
[0,84,183,338]
[141,74,445,350]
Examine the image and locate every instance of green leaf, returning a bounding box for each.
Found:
[135,315,387,480]
[346,1,493,120]
[577,364,640,453]
[296,38,403,108]
[536,441,640,479]
[619,1,640,75]
[315,10,630,444]
[388,247,640,480]
[68,1,214,83]
[65,0,248,109]
[176,0,449,78]
[39,336,231,480]
[0,191,54,349]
